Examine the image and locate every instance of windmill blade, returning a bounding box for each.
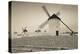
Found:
[55,12,60,16]
[42,6,50,17]
[39,20,48,28]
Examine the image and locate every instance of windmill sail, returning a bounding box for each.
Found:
[38,6,50,29]
[42,6,50,17]
[55,12,60,16]
[39,20,48,28]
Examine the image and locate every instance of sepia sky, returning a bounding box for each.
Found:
[11,1,78,34]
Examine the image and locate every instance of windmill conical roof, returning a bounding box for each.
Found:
[48,14,61,20]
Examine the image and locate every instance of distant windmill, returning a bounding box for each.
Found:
[22,26,28,36]
[38,6,74,36]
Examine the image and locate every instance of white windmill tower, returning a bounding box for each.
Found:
[48,13,61,35]
[38,6,73,36]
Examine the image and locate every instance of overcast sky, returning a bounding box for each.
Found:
[11,1,78,34]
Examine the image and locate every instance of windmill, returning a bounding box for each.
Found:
[21,26,28,36]
[38,6,74,36]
